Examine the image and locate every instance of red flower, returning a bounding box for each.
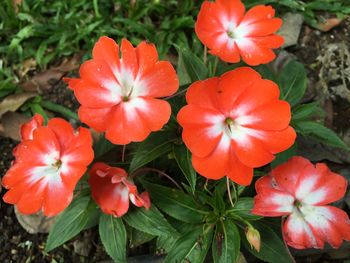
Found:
[2,115,94,217]
[195,0,284,65]
[177,67,295,185]
[88,163,150,217]
[65,37,179,145]
[252,156,350,249]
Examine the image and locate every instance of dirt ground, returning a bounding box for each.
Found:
[1,18,350,263]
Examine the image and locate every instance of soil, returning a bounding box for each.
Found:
[1,17,350,263]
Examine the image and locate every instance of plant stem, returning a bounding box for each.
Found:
[227,177,234,207]
[164,87,189,101]
[131,167,182,190]
[30,103,48,124]
[121,145,126,162]
[41,100,79,121]
[211,57,219,77]
[203,46,207,65]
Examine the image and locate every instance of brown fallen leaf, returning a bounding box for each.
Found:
[19,58,37,78]
[13,0,22,13]
[0,112,31,141]
[0,92,36,118]
[20,54,82,92]
[317,18,344,32]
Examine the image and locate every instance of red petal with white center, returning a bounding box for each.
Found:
[43,180,74,217]
[120,39,138,80]
[283,212,320,249]
[209,41,241,64]
[47,118,75,150]
[236,18,282,37]
[232,133,275,167]
[130,191,151,209]
[137,61,179,97]
[136,41,158,74]
[235,38,276,66]
[241,5,276,23]
[252,188,295,216]
[271,156,311,195]
[248,35,284,49]
[92,36,120,75]
[78,106,114,132]
[185,78,220,110]
[89,163,131,217]
[231,79,279,116]
[20,114,44,140]
[216,67,261,114]
[195,1,245,50]
[295,162,347,206]
[75,60,121,107]
[303,206,350,249]
[177,105,224,157]
[60,165,87,191]
[134,97,172,132]
[16,179,46,214]
[191,135,231,179]
[105,97,171,145]
[226,152,254,185]
[239,100,291,130]
[248,127,296,154]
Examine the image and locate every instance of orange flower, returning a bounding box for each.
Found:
[65,37,179,145]
[195,0,284,65]
[177,67,295,185]
[89,163,150,217]
[2,115,94,217]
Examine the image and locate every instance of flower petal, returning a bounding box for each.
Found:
[191,134,230,179]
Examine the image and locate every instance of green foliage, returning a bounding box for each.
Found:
[173,144,197,193]
[227,197,262,221]
[129,131,174,173]
[176,45,208,84]
[294,120,349,150]
[143,181,208,224]
[99,214,127,263]
[242,221,294,263]
[164,225,214,263]
[123,206,179,238]
[279,60,307,107]
[45,194,100,252]
[212,220,240,263]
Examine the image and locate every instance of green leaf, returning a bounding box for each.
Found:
[123,206,178,237]
[242,221,294,263]
[142,181,207,223]
[130,228,155,248]
[294,121,349,150]
[228,197,262,221]
[99,214,127,263]
[212,220,240,263]
[173,144,196,193]
[45,196,100,252]
[164,225,213,263]
[292,102,324,122]
[279,60,307,107]
[93,135,116,158]
[271,143,297,168]
[129,132,173,173]
[176,45,208,84]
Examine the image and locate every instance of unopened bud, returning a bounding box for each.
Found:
[246,226,261,252]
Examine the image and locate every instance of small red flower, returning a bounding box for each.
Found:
[2,115,94,217]
[195,0,284,65]
[252,156,350,249]
[177,67,295,185]
[65,36,179,145]
[88,163,150,217]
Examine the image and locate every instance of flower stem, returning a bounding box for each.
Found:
[211,57,219,77]
[227,177,234,207]
[30,103,48,125]
[121,145,126,162]
[131,167,182,190]
[203,46,207,65]
[41,100,79,121]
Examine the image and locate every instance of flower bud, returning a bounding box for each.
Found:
[246,226,261,252]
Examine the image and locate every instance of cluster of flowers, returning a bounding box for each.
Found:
[2,0,349,250]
